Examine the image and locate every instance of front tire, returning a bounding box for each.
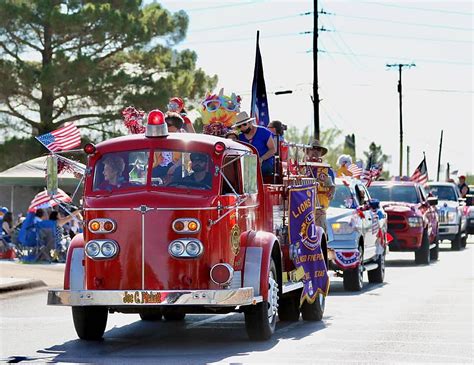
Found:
[72,306,108,340]
[139,311,163,321]
[162,309,186,321]
[244,258,278,341]
[343,247,363,291]
[368,250,385,283]
[301,292,325,321]
[415,230,430,265]
[430,239,439,261]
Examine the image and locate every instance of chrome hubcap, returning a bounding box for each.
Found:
[267,272,279,323]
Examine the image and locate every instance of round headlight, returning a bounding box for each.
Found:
[101,241,117,257]
[186,241,201,256]
[169,241,185,256]
[86,242,100,257]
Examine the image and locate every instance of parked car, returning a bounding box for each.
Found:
[326,178,388,291]
[467,186,474,235]
[368,181,439,264]
[426,182,468,250]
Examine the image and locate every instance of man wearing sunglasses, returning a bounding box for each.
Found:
[234,111,276,177]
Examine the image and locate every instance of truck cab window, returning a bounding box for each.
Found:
[221,156,241,195]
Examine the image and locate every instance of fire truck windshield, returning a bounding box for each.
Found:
[92,149,215,192]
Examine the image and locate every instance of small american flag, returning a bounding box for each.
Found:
[361,165,382,187]
[28,189,72,212]
[410,157,428,185]
[348,163,363,178]
[35,123,81,152]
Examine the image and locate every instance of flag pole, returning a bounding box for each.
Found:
[436,130,443,182]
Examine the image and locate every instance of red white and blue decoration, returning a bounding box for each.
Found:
[334,249,361,269]
[35,123,81,152]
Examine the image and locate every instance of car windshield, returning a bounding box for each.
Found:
[151,150,214,190]
[93,150,149,192]
[330,185,356,209]
[92,149,214,192]
[368,185,419,204]
[428,185,457,201]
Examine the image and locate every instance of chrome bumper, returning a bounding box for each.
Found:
[47,287,261,307]
[438,224,459,236]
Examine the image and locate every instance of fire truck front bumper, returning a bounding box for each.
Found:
[47,288,262,307]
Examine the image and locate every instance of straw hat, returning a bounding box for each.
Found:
[310,139,328,156]
[233,111,255,128]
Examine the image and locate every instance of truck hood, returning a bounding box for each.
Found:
[327,207,353,222]
[437,200,459,210]
[380,201,416,214]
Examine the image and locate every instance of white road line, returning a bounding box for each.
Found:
[186,313,236,328]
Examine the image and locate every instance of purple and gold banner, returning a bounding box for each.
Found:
[288,185,330,304]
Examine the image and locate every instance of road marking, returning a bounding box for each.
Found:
[186,313,236,328]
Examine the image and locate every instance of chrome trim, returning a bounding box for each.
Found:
[168,239,204,258]
[282,281,304,294]
[85,240,119,259]
[172,218,201,234]
[243,247,263,296]
[47,288,260,307]
[88,218,116,234]
[141,213,145,290]
[84,205,259,212]
[70,248,84,290]
[210,263,234,285]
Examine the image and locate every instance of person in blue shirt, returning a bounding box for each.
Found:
[234,111,276,176]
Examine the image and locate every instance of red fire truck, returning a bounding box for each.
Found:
[47,111,328,341]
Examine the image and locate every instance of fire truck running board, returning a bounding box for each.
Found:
[282,281,304,294]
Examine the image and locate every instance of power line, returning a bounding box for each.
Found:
[185,1,263,13]
[179,31,310,46]
[192,11,312,33]
[332,12,473,32]
[336,29,473,45]
[358,1,474,16]
[316,49,472,66]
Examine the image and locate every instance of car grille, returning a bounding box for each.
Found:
[438,211,448,223]
[388,214,407,230]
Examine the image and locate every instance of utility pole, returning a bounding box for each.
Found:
[446,162,450,181]
[437,130,443,181]
[313,0,320,140]
[386,63,416,176]
[406,145,410,176]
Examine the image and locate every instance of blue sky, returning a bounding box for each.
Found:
[158,0,473,177]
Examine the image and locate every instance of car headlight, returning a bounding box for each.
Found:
[331,222,353,235]
[447,211,457,223]
[169,241,185,256]
[101,241,117,257]
[408,216,423,227]
[169,239,204,258]
[85,241,100,257]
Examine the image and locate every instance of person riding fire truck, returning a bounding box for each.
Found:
[47,109,330,341]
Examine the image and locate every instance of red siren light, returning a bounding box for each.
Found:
[214,141,226,155]
[147,109,165,125]
[146,109,168,137]
[84,143,96,155]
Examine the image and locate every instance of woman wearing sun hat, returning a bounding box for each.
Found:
[234,111,276,177]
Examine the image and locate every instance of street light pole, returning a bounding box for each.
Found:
[313,0,320,140]
[386,63,415,176]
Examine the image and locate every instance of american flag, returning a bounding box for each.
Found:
[410,157,428,184]
[361,165,382,187]
[28,189,72,212]
[348,163,363,178]
[250,31,270,127]
[35,123,81,152]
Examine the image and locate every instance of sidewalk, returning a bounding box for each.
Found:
[0,260,64,294]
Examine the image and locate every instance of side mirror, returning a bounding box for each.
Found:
[46,155,58,196]
[427,196,438,206]
[368,199,380,210]
[465,195,474,206]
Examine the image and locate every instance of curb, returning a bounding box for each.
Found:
[0,279,47,293]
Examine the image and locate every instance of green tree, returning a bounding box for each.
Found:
[363,142,391,179]
[0,1,217,137]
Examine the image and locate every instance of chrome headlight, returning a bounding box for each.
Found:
[408,216,423,228]
[331,222,353,235]
[85,240,119,259]
[85,241,100,257]
[447,211,457,223]
[169,239,204,258]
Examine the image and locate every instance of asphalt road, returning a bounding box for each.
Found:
[1,239,473,364]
